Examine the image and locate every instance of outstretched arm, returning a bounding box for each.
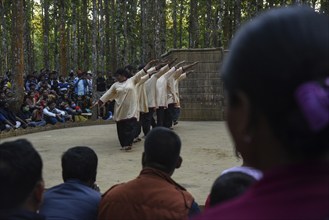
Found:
[182,61,199,72]
[143,59,158,71]
[174,60,186,69]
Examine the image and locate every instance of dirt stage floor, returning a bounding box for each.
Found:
[0,121,240,205]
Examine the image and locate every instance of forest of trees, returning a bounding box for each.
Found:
[0,0,328,79]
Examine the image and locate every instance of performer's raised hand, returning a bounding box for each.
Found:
[182,61,199,72]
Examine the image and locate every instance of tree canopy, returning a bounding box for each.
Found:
[0,0,328,77]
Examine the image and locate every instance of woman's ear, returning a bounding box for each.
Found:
[226,91,253,158]
[227,91,251,138]
[141,152,146,167]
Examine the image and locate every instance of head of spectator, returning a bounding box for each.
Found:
[142,127,182,176]
[222,6,329,171]
[209,172,257,207]
[113,68,130,83]
[0,139,44,216]
[29,82,37,91]
[62,146,98,188]
[47,100,57,111]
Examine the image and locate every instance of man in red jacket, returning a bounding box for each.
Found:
[98,127,200,220]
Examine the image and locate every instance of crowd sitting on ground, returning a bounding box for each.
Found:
[0,6,328,220]
[0,67,119,132]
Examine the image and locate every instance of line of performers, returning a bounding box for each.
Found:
[92,59,198,151]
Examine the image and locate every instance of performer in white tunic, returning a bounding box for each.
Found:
[141,63,171,135]
[163,62,199,128]
[92,60,157,151]
[172,70,195,125]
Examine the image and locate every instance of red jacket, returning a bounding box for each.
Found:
[98,167,194,220]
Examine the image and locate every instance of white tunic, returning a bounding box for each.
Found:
[167,67,183,105]
[174,73,187,106]
[156,67,177,108]
[100,69,147,121]
[145,65,170,108]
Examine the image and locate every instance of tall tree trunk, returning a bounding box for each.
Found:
[99,0,105,73]
[110,0,117,72]
[42,0,50,70]
[24,0,34,75]
[104,0,111,72]
[205,0,212,47]
[189,0,199,48]
[172,0,178,48]
[91,0,98,119]
[122,1,128,64]
[72,0,78,72]
[222,0,232,48]
[234,0,241,33]
[0,1,5,75]
[159,0,166,56]
[92,0,98,74]
[12,0,25,111]
[59,0,67,76]
[141,0,147,63]
[54,0,59,71]
[154,0,164,58]
[82,0,89,70]
[179,0,184,48]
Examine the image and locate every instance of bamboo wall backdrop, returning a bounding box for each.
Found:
[162,48,226,121]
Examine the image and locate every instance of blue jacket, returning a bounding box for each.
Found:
[39,179,101,220]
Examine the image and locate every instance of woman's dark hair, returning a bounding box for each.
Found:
[0,139,43,210]
[62,146,98,183]
[222,7,329,158]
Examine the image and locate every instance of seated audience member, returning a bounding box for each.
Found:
[40,146,101,220]
[204,160,262,209]
[30,106,47,127]
[98,127,200,220]
[43,101,70,124]
[208,172,257,207]
[0,139,45,219]
[194,6,329,220]
[0,101,28,129]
